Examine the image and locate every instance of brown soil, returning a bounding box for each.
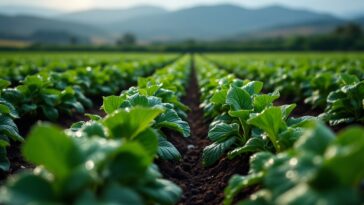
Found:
[157,57,251,205]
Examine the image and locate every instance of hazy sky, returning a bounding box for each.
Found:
[1,0,364,16]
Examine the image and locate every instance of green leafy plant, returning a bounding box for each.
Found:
[321,80,364,126]
[0,107,182,205]
[196,57,314,166]
[101,56,191,160]
[0,79,23,172]
[224,122,364,205]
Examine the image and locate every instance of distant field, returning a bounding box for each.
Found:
[0,39,31,48]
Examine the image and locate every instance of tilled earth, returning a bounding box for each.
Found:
[157,61,252,205]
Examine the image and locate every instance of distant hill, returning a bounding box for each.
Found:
[0,14,108,39]
[0,5,62,17]
[236,18,348,39]
[354,16,364,24]
[58,6,167,26]
[106,4,340,41]
[0,4,350,43]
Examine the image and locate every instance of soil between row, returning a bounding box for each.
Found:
[157,57,254,205]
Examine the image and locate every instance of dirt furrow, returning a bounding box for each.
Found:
[158,56,252,205]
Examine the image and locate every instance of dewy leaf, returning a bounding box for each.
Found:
[0,99,19,118]
[138,178,182,205]
[155,109,190,137]
[80,121,106,138]
[102,95,125,114]
[134,128,158,158]
[157,134,181,160]
[203,137,236,166]
[249,152,274,173]
[324,127,364,186]
[128,94,150,107]
[211,89,228,105]
[224,173,264,205]
[0,115,23,142]
[0,174,55,204]
[226,86,252,111]
[108,142,150,183]
[103,107,163,139]
[23,124,83,179]
[247,107,285,151]
[242,81,264,95]
[340,73,359,85]
[101,183,143,205]
[0,79,10,90]
[228,136,268,159]
[228,110,251,121]
[208,123,239,142]
[253,92,280,112]
[295,122,335,155]
[279,104,296,120]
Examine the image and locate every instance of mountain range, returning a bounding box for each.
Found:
[0,4,363,43]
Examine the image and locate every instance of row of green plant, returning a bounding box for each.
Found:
[0,56,178,173]
[195,56,364,205]
[0,53,176,85]
[1,56,177,121]
[0,56,191,204]
[205,53,364,126]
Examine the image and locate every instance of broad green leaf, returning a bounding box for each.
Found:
[155,109,190,137]
[0,174,55,204]
[23,124,83,178]
[324,127,364,186]
[63,166,96,196]
[101,183,143,205]
[242,81,263,95]
[134,128,158,158]
[228,137,268,159]
[0,79,10,89]
[253,92,280,112]
[276,183,360,205]
[157,134,181,160]
[138,178,182,205]
[226,86,252,111]
[80,121,106,138]
[203,137,236,166]
[228,110,251,121]
[224,173,264,205]
[103,107,163,139]
[128,94,150,107]
[0,99,19,118]
[248,107,285,152]
[279,104,296,120]
[108,142,150,183]
[340,73,359,85]
[278,127,305,150]
[208,123,239,142]
[249,152,274,173]
[0,115,23,142]
[102,95,125,114]
[295,122,335,155]
[211,89,228,105]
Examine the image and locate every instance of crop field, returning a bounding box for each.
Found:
[0,52,363,205]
